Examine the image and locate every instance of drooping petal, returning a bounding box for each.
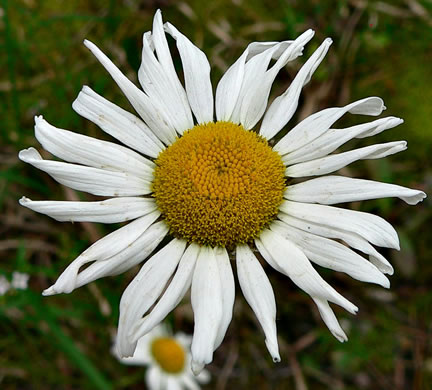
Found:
[165,22,214,124]
[34,115,154,181]
[271,221,390,288]
[131,244,200,341]
[236,245,280,361]
[259,229,358,314]
[280,200,399,249]
[278,213,394,275]
[260,38,332,139]
[117,239,187,357]
[75,222,168,288]
[284,176,427,205]
[234,30,315,130]
[283,116,403,165]
[313,298,348,342]
[215,40,293,122]
[285,141,407,177]
[274,97,386,155]
[83,39,177,145]
[213,247,235,350]
[72,86,164,157]
[42,211,160,295]
[190,246,223,375]
[19,148,151,197]
[19,196,157,223]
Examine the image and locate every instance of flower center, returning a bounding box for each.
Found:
[152,121,286,247]
[150,337,186,374]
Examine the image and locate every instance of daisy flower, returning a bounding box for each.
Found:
[11,271,30,290]
[20,10,426,374]
[113,323,210,389]
[0,275,10,296]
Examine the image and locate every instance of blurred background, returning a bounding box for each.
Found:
[1,0,431,389]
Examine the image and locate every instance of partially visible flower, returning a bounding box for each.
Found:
[0,275,10,296]
[11,272,30,290]
[19,9,426,374]
[113,324,210,389]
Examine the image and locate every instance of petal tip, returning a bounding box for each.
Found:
[191,360,205,376]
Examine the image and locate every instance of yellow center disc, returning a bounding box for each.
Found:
[152,121,286,247]
[150,337,186,374]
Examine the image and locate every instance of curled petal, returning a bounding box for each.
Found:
[280,200,399,250]
[19,148,151,197]
[19,196,157,223]
[286,141,407,177]
[42,212,160,295]
[72,86,164,157]
[260,37,332,139]
[284,176,426,205]
[259,228,358,314]
[284,116,403,165]
[275,97,386,155]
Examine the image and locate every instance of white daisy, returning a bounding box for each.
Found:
[20,10,426,374]
[113,323,210,389]
[0,275,11,296]
[11,271,30,290]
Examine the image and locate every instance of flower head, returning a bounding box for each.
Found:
[113,324,210,389]
[20,10,426,373]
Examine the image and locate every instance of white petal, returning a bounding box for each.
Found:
[75,222,168,289]
[72,86,164,158]
[235,30,315,130]
[83,39,177,145]
[278,213,394,275]
[213,247,235,350]
[236,245,280,362]
[190,246,223,374]
[283,116,403,164]
[42,211,160,295]
[19,196,157,223]
[138,31,193,134]
[150,11,193,131]
[274,97,386,155]
[271,221,390,288]
[280,200,399,249]
[117,239,187,357]
[215,40,295,123]
[131,244,200,341]
[260,38,332,139]
[166,377,183,390]
[34,115,154,181]
[259,229,358,314]
[165,22,214,124]
[146,366,163,390]
[313,298,348,342]
[286,141,407,177]
[180,374,200,390]
[19,148,151,197]
[284,175,427,205]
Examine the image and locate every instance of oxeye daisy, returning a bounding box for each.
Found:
[19,10,426,374]
[113,324,210,389]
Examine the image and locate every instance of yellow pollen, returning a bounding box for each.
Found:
[152,121,286,247]
[150,337,186,374]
